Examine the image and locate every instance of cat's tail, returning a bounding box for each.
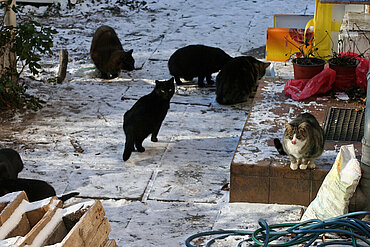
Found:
[58,192,79,202]
[273,138,287,155]
[123,132,134,161]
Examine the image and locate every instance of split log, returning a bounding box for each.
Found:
[57,49,68,84]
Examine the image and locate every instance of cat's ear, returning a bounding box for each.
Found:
[169,77,175,84]
[263,62,271,69]
[155,80,160,85]
[126,49,133,55]
[285,121,294,132]
[299,122,309,130]
[284,120,290,129]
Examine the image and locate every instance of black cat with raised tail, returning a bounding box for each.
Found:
[123,78,175,161]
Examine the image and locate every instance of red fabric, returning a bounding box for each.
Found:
[285,68,336,101]
[356,57,369,89]
[332,73,356,91]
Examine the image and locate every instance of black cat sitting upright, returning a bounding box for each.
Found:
[168,44,231,87]
[90,25,135,79]
[216,56,270,105]
[0,148,24,179]
[123,78,175,161]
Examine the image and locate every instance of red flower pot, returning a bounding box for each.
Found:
[292,58,326,80]
[328,58,359,91]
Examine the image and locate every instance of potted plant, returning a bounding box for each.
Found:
[285,30,326,80]
[327,37,364,90]
[328,52,359,91]
[292,56,326,80]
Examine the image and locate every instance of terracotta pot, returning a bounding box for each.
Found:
[292,58,326,80]
[328,58,359,91]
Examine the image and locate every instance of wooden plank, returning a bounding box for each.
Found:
[60,200,106,247]
[85,217,110,247]
[17,198,62,247]
[0,192,28,226]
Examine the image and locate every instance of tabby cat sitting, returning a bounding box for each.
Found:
[274,113,324,170]
[123,78,175,161]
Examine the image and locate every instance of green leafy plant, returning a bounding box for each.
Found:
[0,0,57,110]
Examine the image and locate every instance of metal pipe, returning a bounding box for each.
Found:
[362,61,370,167]
[350,59,370,212]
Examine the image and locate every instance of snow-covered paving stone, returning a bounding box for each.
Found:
[65,169,154,199]
[102,199,221,246]
[148,167,229,203]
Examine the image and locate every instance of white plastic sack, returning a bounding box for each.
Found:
[301,144,362,221]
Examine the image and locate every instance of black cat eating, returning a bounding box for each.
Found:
[123,78,175,161]
[90,25,135,79]
[168,44,231,87]
[0,148,24,179]
[216,56,270,105]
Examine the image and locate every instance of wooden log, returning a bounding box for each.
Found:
[59,200,106,247]
[0,192,28,226]
[0,203,7,215]
[6,213,31,238]
[57,49,68,84]
[0,192,30,240]
[1,197,117,247]
[3,0,16,26]
[85,217,110,247]
[0,0,16,82]
[26,197,59,229]
[16,197,62,247]
[43,220,68,246]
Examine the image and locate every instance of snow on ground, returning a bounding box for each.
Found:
[0,0,316,246]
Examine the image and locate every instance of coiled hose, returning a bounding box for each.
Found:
[185,211,370,247]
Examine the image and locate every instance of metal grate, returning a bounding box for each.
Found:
[323,107,365,142]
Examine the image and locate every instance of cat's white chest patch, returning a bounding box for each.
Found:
[285,134,306,158]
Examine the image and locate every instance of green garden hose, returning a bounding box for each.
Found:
[185,211,370,247]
